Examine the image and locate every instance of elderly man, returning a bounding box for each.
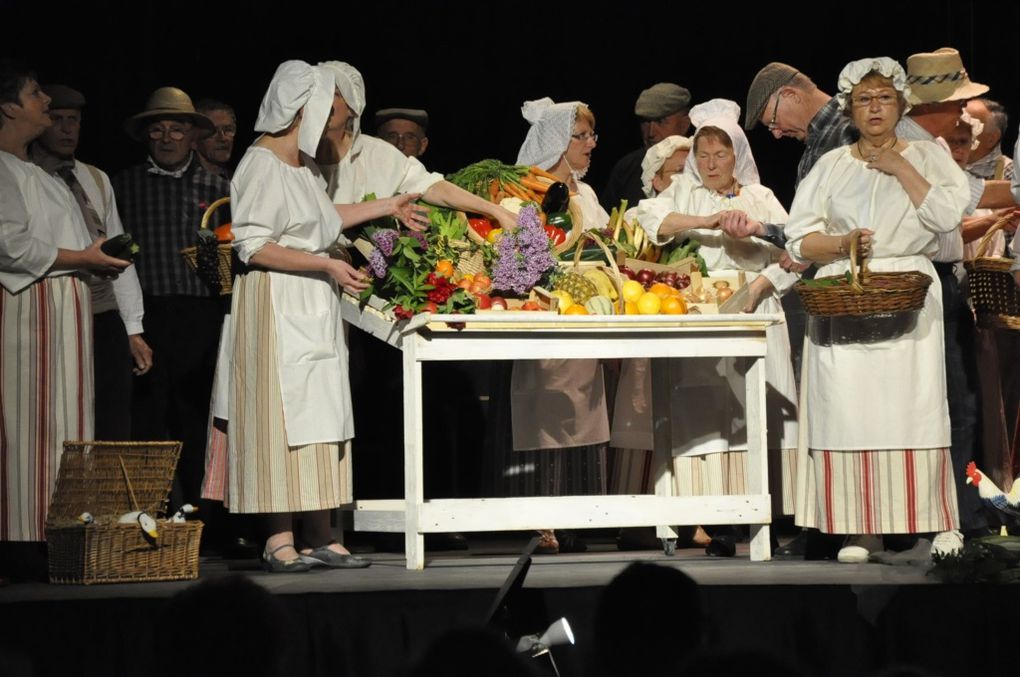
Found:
[112,86,229,510]
[966,98,1014,181]
[375,108,429,159]
[193,98,236,178]
[29,85,152,441]
[601,83,691,211]
[745,63,857,188]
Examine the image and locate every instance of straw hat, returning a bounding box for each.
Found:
[124,87,214,141]
[904,48,988,105]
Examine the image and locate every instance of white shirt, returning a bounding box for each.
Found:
[73,161,145,334]
[316,134,443,204]
[573,181,610,230]
[0,150,91,293]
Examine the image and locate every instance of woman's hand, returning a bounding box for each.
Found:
[839,228,874,258]
[865,147,909,176]
[327,258,370,294]
[779,250,810,273]
[491,206,518,231]
[389,193,430,232]
[718,210,765,239]
[743,276,776,313]
[128,335,153,375]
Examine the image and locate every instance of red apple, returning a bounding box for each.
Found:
[474,293,492,309]
[490,296,508,311]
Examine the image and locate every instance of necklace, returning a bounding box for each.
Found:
[857,136,897,162]
[715,178,739,199]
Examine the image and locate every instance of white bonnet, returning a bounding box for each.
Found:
[254,60,335,157]
[684,99,760,187]
[836,57,912,113]
[318,60,365,140]
[516,97,586,170]
[640,135,692,198]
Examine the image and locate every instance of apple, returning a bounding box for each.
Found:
[636,268,656,287]
[474,293,492,309]
[490,296,508,311]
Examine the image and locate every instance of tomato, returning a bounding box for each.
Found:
[469,217,494,240]
[421,301,439,314]
[520,301,541,311]
[543,225,567,246]
[474,293,492,309]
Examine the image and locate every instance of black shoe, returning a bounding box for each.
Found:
[556,530,588,553]
[425,532,469,551]
[616,527,661,551]
[774,531,809,560]
[705,534,736,557]
[299,545,372,569]
[224,536,260,560]
[804,530,843,560]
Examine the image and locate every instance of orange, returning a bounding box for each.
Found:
[621,279,645,303]
[637,291,662,315]
[648,282,676,299]
[563,304,589,315]
[661,296,687,315]
[435,259,455,278]
[624,300,640,315]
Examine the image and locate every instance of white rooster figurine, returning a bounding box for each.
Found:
[169,503,198,523]
[965,462,1020,520]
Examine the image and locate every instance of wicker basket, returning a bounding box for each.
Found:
[46,441,202,584]
[964,216,1020,331]
[181,196,233,295]
[560,232,625,313]
[464,198,584,257]
[795,231,932,317]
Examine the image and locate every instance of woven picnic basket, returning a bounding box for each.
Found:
[964,216,1020,331]
[46,441,202,584]
[795,231,932,317]
[181,196,233,295]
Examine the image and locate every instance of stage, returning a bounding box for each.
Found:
[1,535,1015,677]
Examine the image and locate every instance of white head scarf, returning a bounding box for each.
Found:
[640,135,692,197]
[835,57,912,113]
[254,60,335,157]
[516,97,585,170]
[684,99,760,187]
[959,109,984,150]
[317,60,365,141]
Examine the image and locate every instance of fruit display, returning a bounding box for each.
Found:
[552,271,598,306]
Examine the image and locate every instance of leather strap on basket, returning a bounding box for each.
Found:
[973,215,1014,260]
[848,230,867,293]
[571,232,625,313]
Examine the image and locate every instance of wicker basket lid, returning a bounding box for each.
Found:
[47,441,183,521]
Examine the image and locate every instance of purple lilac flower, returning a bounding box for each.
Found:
[491,204,555,295]
[367,248,388,279]
[370,229,399,257]
[408,230,428,250]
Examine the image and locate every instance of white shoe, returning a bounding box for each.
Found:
[931,530,964,557]
[837,534,883,563]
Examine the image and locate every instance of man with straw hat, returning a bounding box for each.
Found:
[112,86,230,521]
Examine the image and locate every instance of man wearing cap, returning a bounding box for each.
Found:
[375,108,429,159]
[193,98,237,178]
[601,83,691,211]
[112,86,229,510]
[29,85,152,440]
[744,63,857,188]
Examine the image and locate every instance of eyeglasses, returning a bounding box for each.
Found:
[851,93,898,108]
[571,132,598,143]
[767,94,781,131]
[381,132,422,146]
[212,125,237,138]
[147,124,190,141]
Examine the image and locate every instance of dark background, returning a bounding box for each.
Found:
[6,0,1018,207]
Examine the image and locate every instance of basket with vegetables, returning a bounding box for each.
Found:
[795,231,931,317]
[180,196,233,295]
[964,216,1020,331]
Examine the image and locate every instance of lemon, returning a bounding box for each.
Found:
[549,290,574,313]
[637,291,662,315]
[621,279,645,303]
[624,300,640,315]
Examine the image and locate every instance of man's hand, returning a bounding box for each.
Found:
[128,335,153,375]
[779,250,810,273]
[718,210,764,239]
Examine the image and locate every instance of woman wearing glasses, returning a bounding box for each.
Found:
[784,58,970,562]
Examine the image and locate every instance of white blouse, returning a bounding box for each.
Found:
[0,151,91,293]
[316,134,443,204]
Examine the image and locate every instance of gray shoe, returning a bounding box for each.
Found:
[262,544,312,573]
[299,545,372,569]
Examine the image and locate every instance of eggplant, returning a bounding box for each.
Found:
[100,233,140,262]
[541,182,570,214]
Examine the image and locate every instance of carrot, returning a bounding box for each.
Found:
[519,176,550,193]
[502,182,531,201]
[529,165,561,182]
[488,179,500,203]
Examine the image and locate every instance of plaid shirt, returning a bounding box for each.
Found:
[112,155,230,297]
[796,98,857,188]
[966,146,1015,181]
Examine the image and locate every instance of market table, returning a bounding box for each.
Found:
[341,296,782,570]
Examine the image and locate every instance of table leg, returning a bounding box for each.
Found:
[651,358,678,542]
[403,339,425,570]
[745,355,771,561]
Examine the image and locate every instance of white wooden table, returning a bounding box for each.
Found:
[342,297,781,570]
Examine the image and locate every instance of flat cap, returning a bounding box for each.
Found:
[634,83,691,119]
[374,108,429,130]
[744,63,799,130]
[43,84,85,110]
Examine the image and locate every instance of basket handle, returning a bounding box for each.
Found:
[199,196,231,231]
[848,230,868,293]
[571,232,626,313]
[973,215,1014,260]
[118,455,140,513]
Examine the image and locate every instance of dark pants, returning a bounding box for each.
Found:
[131,295,223,508]
[936,264,985,531]
[93,310,133,440]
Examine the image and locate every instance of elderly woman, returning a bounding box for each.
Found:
[634,99,800,545]
[495,98,609,554]
[784,57,970,562]
[226,61,421,572]
[0,60,129,575]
